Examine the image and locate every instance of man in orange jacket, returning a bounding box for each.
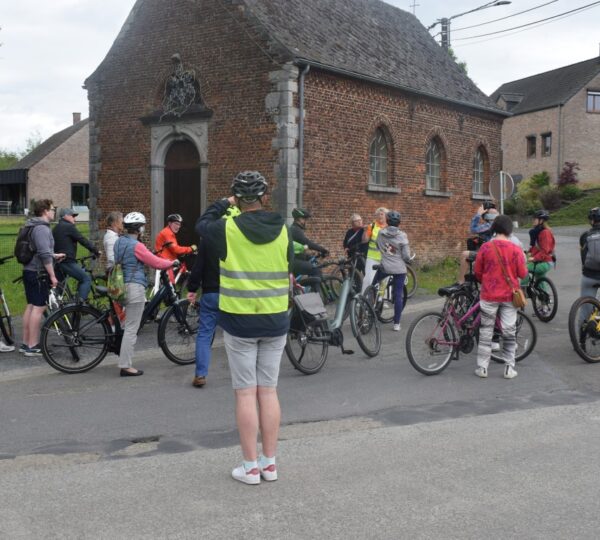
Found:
[154,214,197,260]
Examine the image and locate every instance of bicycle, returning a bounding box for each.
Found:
[285,254,381,375]
[40,269,198,373]
[406,283,537,375]
[405,254,418,299]
[568,295,600,363]
[0,255,15,345]
[363,265,408,324]
[522,261,558,322]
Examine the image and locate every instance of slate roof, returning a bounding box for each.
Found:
[490,56,600,115]
[243,0,504,115]
[11,119,89,171]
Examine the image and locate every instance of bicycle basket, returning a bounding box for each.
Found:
[290,292,328,331]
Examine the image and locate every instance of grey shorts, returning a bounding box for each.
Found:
[223,332,286,389]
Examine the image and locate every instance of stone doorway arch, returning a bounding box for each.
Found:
[149,121,209,242]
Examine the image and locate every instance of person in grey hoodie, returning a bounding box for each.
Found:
[20,199,65,356]
[374,210,412,331]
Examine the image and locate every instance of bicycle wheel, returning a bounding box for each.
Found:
[41,304,110,373]
[406,312,456,375]
[158,299,199,365]
[285,325,329,375]
[531,277,558,322]
[0,293,15,345]
[364,283,394,324]
[491,311,537,363]
[350,295,381,357]
[568,296,600,363]
[450,290,476,320]
[405,265,418,299]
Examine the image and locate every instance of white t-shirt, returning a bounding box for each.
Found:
[103,229,120,270]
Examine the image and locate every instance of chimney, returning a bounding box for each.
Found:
[72,112,81,125]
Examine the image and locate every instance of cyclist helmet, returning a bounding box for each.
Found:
[231,171,268,201]
[534,209,550,221]
[292,208,311,220]
[589,207,600,222]
[483,201,496,210]
[386,210,401,227]
[123,211,146,231]
[167,213,183,223]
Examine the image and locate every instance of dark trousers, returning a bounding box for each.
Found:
[373,269,406,325]
[57,261,92,300]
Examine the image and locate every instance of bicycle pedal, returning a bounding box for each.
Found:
[341,348,354,355]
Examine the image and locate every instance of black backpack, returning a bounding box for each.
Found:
[584,230,600,271]
[14,225,36,264]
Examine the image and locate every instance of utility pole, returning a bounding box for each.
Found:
[410,1,419,16]
[440,18,449,50]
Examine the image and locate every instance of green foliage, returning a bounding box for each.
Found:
[513,172,555,216]
[530,171,551,189]
[447,47,468,75]
[0,149,19,170]
[503,198,517,215]
[416,256,459,294]
[559,184,583,201]
[550,192,600,226]
[21,131,42,156]
[558,161,580,186]
[538,186,561,211]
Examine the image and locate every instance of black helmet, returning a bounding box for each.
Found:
[167,213,183,223]
[534,209,550,221]
[231,171,268,201]
[589,207,600,222]
[292,208,311,220]
[386,210,401,227]
[483,201,496,210]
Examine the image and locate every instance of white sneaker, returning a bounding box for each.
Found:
[474,367,488,378]
[393,324,401,332]
[259,463,278,482]
[0,340,15,353]
[231,465,260,485]
[491,341,501,351]
[504,365,518,379]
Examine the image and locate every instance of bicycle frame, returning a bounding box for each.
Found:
[328,255,363,331]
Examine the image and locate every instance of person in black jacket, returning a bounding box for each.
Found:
[52,208,100,301]
[186,238,220,388]
[343,213,367,272]
[290,208,328,278]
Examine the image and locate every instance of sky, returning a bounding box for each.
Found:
[1,0,599,152]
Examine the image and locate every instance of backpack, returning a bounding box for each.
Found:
[584,230,600,271]
[14,226,36,264]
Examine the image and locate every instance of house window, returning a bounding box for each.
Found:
[472,149,486,195]
[541,132,552,157]
[526,136,536,158]
[369,129,388,186]
[71,183,89,207]
[587,91,600,113]
[426,139,441,191]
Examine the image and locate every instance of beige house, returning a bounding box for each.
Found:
[0,114,89,215]
[491,57,600,183]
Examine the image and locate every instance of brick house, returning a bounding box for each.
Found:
[0,114,89,215]
[85,0,506,260]
[491,56,600,184]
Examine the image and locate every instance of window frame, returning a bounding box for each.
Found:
[71,183,90,207]
[472,148,486,196]
[425,139,442,191]
[541,132,552,157]
[526,135,536,159]
[369,128,389,187]
[587,90,600,113]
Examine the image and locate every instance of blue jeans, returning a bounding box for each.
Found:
[195,292,219,377]
[58,261,92,300]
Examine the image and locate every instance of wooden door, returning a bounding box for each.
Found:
[164,141,201,247]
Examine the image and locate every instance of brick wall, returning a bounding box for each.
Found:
[28,123,89,210]
[500,107,558,182]
[302,70,503,262]
[562,72,600,183]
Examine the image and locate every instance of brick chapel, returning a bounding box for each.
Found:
[85,0,507,261]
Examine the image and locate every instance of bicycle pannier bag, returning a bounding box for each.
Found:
[107,264,126,302]
[584,231,600,271]
[14,226,36,264]
[290,292,327,331]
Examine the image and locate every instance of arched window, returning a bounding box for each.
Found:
[426,139,441,191]
[472,147,489,196]
[369,129,388,186]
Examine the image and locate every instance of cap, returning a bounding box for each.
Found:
[60,208,79,218]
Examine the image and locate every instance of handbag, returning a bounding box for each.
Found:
[491,241,527,309]
[107,241,128,302]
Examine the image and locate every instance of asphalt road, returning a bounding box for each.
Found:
[1,225,599,538]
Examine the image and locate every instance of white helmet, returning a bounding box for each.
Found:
[124,212,146,230]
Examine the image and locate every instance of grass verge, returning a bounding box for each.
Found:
[550,192,600,226]
[414,256,458,295]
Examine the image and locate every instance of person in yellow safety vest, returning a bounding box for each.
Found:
[361,207,388,293]
[195,170,294,486]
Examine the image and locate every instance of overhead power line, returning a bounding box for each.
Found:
[451,0,559,32]
[453,1,600,41]
[454,1,600,47]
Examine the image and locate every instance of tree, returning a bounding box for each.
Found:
[0,149,19,170]
[0,131,43,170]
[448,48,468,75]
[558,161,580,186]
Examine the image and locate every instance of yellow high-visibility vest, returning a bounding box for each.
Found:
[219,218,289,314]
[367,223,382,261]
